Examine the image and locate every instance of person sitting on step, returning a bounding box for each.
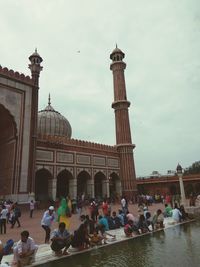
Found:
[13,230,38,267]
[50,222,72,256]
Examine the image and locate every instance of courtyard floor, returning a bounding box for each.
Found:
[0,202,164,245]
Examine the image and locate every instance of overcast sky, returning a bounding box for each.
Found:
[1,0,200,176]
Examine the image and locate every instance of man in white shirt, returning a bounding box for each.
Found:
[41,206,56,243]
[172,203,182,223]
[29,200,35,218]
[121,197,127,214]
[0,205,8,234]
[13,230,38,267]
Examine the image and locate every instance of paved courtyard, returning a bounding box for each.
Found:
[0,202,164,245]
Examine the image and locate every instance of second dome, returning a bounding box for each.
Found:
[38,95,72,139]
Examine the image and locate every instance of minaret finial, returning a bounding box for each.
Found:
[116,43,118,48]
[35,48,37,53]
[48,93,51,105]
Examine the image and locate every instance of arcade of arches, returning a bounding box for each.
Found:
[0,105,17,197]
[137,180,200,197]
[35,168,121,201]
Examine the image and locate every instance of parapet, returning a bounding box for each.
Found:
[37,134,117,153]
[0,65,33,85]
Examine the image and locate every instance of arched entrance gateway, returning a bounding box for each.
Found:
[0,105,17,197]
[94,172,106,200]
[77,171,91,199]
[56,170,73,199]
[35,169,52,201]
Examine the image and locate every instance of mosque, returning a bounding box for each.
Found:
[0,47,137,203]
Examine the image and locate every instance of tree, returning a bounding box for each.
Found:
[184,161,200,175]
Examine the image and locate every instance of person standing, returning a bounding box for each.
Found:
[102,199,108,216]
[41,206,55,243]
[11,203,21,228]
[0,205,8,234]
[90,199,98,222]
[66,196,72,215]
[29,200,35,218]
[4,201,11,224]
[57,199,71,230]
[121,196,127,214]
[77,198,83,216]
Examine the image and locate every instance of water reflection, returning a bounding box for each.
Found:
[41,221,200,267]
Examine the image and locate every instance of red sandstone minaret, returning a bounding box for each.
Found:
[110,45,137,199]
[28,49,43,193]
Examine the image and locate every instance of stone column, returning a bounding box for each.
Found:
[106,179,110,198]
[69,179,77,199]
[178,173,186,206]
[176,163,186,206]
[48,178,57,201]
[116,180,122,197]
[102,180,109,198]
[87,179,94,198]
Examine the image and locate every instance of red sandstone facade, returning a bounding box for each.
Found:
[0,62,37,202]
[137,174,200,197]
[0,47,138,202]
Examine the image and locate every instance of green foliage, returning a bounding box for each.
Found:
[184,161,200,175]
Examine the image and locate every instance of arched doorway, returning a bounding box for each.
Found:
[77,171,91,199]
[109,172,120,201]
[94,172,106,200]
[185,184,194,197]
[35,169,52,201]
[56,170,73,199]
[0,104,17,196]
[169,184,177,195]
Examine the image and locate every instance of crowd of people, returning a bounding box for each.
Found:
[0,193,194,267]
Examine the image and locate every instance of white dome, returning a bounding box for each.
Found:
[38,98,72,139]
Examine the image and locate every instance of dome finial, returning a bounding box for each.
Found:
[35,48,37,53]
[116,43,118,49]
[48,93,51,106]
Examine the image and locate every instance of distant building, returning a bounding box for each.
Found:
[166,170,176,176]
[150,171,161,178]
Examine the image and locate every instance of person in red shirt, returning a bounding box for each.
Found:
[102,199,108,216]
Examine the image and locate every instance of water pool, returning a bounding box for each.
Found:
[41,220,200,267]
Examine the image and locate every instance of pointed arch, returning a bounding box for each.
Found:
[77,170,91,198]
[109,172,120,201]
[56,169,73,199]
[0,104,17,196]
[35,168,53,201]
[94,171,106,199]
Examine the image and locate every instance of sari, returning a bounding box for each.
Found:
[57,198,70,229]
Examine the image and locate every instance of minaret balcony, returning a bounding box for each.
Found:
[112,100,130,110]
